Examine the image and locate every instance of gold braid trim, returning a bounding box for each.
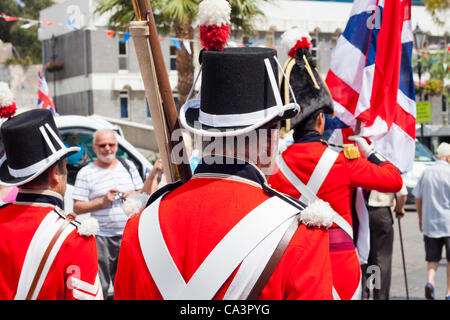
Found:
[321,140,361,159]
[279,58,297,138]
[302,55,320,90]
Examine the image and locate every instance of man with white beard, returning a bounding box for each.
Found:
[72,129,143,299]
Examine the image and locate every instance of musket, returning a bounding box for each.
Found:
[129,0,192,183]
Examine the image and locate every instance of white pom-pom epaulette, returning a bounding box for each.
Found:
[0,82,14,107]
[197,0,231,27]
[300,199,336,229]
[77,217,99,236]
[122,193,151,218]
[280,28,312,55]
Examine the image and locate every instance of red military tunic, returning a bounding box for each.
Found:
[268,138,403,300]
[0,190,102,300]
[115,160,333,300]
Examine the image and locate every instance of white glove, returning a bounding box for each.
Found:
[348,136,374,158]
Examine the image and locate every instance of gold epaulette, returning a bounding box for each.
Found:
[324,140,360,159]
[343,144,360,159]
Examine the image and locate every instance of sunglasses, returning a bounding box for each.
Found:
[96,143,117,148]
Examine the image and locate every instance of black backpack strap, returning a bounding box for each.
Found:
[117,157,136,189]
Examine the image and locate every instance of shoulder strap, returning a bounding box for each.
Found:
[277,155,317,203]
[117,157,136,189]
[138,194,300,300]
[15,210,75,300]
[25,219,71,300]
[278,150,354,239]
[305,148,339,200]
[279,148,338,204]
[246,216,299,300]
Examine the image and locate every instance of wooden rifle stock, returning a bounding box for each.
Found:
[130,0,192,183]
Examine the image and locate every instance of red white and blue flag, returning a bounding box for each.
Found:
[325,0,416,173]
[37,68,58,116]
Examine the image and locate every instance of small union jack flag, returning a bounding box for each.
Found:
[37,68,58,116]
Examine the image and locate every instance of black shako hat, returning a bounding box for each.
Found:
[0,109,80,186]
[279,28,334,132]
[179,47,300,137]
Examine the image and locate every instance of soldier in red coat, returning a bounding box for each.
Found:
[268,28,403,300]
[114,42,336,299]
[0,109,102,300]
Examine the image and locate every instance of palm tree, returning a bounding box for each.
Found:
[423,0,449,25]
[95,0,269,107]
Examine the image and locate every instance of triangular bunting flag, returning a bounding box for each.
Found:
[171,39,182,51]
[183,39,192,55]
[1,12,18,22]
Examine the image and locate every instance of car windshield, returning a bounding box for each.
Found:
[60,128,143,185]
[415,140,436,162]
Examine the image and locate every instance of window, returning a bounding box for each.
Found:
[146,99,151,118]
[120,90,129,118]
[173,92,179,110]
[311,37,318,64]
[170,45,177,70]
[415,140,436,162]
[266,28,276,48]
[119,39,128,70]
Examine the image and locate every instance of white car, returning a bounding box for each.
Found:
[54,115,153,213]
[402,139,436,204]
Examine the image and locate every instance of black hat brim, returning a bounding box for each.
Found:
[0,146,80,186]
[180,99,299,137]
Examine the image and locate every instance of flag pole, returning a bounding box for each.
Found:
[354,119,362,135]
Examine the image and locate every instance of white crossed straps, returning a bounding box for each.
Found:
[138,193,300,300]
[14,209,102,300]
[276,148,353,239]
[277,149,364,300]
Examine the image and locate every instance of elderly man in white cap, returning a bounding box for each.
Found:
[412,142,450,300]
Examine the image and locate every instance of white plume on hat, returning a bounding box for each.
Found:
[436,142,450,158]
[280,27,312,55]
[196,0,231,27]
[0,82,14,108]
[0,81,17,119]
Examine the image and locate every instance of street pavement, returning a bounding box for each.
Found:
[388,204,448,300]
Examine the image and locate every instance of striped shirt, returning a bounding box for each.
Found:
[72,159,144,237]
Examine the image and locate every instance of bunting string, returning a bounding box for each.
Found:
[2,12,448,55]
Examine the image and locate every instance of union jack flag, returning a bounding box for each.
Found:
[325,0,416,173]
[37,68,59,116]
